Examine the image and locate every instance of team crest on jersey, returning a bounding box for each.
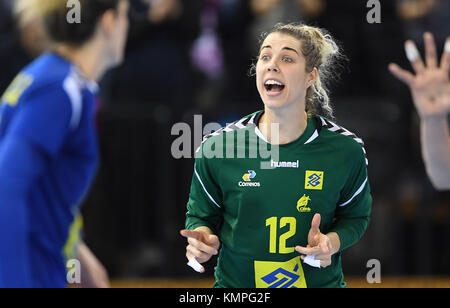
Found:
[305,171,324,190]
[297,194,311,212]
[1,73,34,107]
[254,257,307,288]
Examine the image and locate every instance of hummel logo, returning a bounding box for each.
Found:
[270,160,299,169]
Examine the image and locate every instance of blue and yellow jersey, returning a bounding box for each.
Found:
[0,53,99,287]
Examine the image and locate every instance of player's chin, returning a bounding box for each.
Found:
[109,48,126,68]
[113,53,125,67]
[261,97,290,110]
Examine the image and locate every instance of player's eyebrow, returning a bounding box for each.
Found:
[260,45,299,55]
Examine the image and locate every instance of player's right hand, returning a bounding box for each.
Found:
[180,229,220,264]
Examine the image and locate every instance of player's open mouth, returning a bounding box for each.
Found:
[264,79,285,95]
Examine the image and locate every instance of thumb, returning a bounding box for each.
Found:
[311,214,321,232]
[205,234,220,247]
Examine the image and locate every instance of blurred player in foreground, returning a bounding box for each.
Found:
[389,33,450,191]
[0,0,129,287]
[181,23,372,288]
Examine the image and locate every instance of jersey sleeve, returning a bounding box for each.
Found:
[0,135,47,287]
[7,84,73,157]
[330,143,373,252]
[185,144,224,235]
[0,83,73,287]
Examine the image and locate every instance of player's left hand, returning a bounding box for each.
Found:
[77,242,110,288]
[295,213,333,268]
[389,33,450,120]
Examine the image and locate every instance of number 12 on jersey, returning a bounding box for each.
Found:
[265,217,296,254]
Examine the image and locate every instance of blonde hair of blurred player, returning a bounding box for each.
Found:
[14,0,130,82]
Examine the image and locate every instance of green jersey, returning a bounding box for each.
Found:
[185,111,372,288]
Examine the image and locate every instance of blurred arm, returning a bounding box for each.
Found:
[250,0,281,15]
[296,0,325,18]
[396,0,436,20]
[0,136,46,287]
[77,241,110,288]
[421,117,450,190]
[0,83,72,287]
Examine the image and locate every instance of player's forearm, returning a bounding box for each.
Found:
[329,216,370,253]
[0,193,30,287]
[0,137,46,287]
[420,116,450,190]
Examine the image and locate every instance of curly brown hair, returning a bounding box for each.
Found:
[251,23,346,119]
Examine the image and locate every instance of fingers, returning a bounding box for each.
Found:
[299,253,332,268]
[405,40,425,74]
[315,258,331,268]
[295,240,329,256]
[181,229,219,268]
[187,237,218,255]
[186,244,213,262]
[180,229,203,241]
[187,256,205,273]
[393,34,450,84]
[296,233,332,268]
[320,260,331,267]
[310,213,321,231]
[424,32,438,68]
[305,253,329,261]
[388,63,414,86]
[302,255,332,265]
[204,234,221,249]
[441,37,450,72]
[319,241,330,255]
[180,229,219,255]
[295,244,323,256]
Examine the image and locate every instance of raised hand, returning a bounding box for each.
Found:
[389,33,450,190]
[389,33,450,120]
[295,214,334,268]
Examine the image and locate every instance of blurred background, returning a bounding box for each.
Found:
[1,0,449,287]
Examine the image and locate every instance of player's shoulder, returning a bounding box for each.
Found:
[22,53,93,107]
[198,111,261,150]
[317,116,368,164]
[1,54,70,108]
[5,53,92,130]
[22,53,93,100]
[23,53,72,88]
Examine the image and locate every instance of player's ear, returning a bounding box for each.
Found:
[98,8,117,38]
[306,67,318,88]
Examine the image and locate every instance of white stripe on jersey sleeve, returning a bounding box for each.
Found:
[339,177,368,207]
[194,165,221,208]
[63,72,82,130]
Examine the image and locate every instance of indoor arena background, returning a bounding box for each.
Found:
[1,0,449,287]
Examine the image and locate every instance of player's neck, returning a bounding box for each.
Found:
[259,105,308,145]
[54,41,107,82]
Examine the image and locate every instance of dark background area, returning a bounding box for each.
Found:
[1,0,449,280]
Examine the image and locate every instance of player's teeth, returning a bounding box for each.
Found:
[265,80,283,86]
